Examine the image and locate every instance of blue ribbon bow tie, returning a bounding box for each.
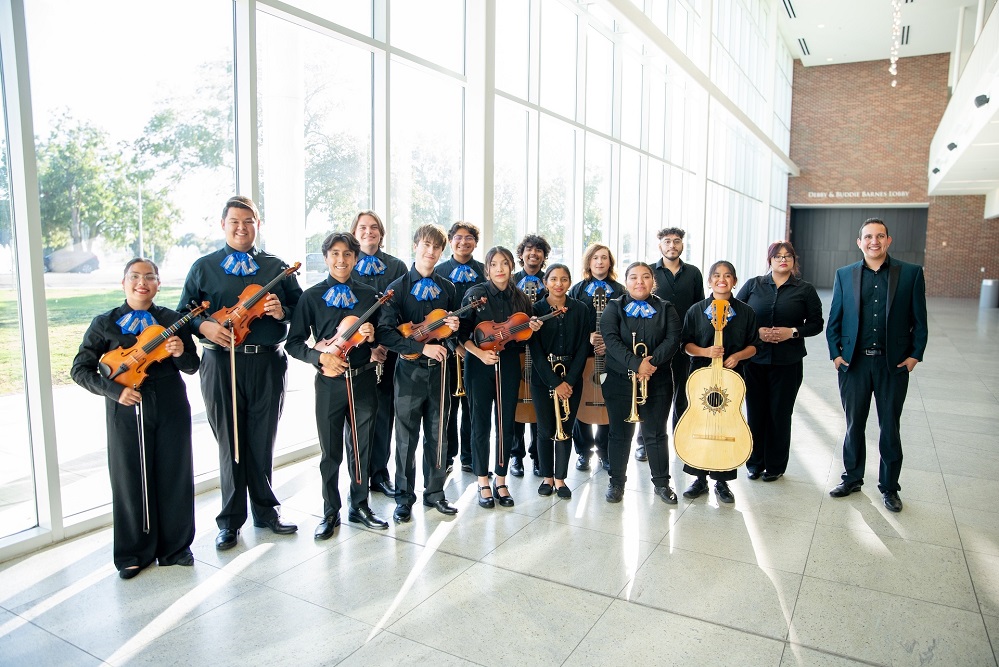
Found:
[585,280,614,296]
[323,284,358,309]
[517,274,543,291]
[220,251,259,276]
[449,263,478,284]
[624,300,656,318]
[117,310,157,335]
[704,303,736,322]
[411,277,442,302]
[356,255,386,276]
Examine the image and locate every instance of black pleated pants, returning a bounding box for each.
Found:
[604,371,673,489]
[315,369,377,517]
[530,379,582,479]
[394,357,450,505]
[201,348,285,530]
[466,349,520,477]
[107,374,195,571]
[745,361,803,476]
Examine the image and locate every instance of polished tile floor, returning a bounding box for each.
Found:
[1,295,998,666]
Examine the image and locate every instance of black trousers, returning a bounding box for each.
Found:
[530,379,582,479]
[670,352,691,431]
[445,356,473,466]
[511,421,538,461]
[394,358,450,505]
[369,352,396,485]
[745,361,803,476]
[466,349,520,477]
[838,353,908,493]
[604,371,672,489]
[315,369,377,517]
[106,374,195,571]
[572,420,609,461]
[201,348,285,530]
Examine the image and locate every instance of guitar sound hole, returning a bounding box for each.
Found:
[699,384,730,414]
[706,391,724,408]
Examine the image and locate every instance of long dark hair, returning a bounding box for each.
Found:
[485,246,532,312]
[766,241,800,277]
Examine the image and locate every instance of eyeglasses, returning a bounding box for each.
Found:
[660,239,682,246]
[452,235,476,242]
[125,273,158,283]
[773,255,794,261]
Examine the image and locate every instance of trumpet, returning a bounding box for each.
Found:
[453,348,466,397]
[550,361,571,441]
[625,333,648,423]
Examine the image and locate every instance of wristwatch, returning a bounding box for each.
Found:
[791,328,800,339]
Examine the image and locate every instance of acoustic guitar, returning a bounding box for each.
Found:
[516,279,540,423]
[575,287,608,425]
[673,299,752,472]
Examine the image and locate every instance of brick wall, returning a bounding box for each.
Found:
[788,53,996,297]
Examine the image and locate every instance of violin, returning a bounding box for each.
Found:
[210,262,301,345]
[473,306,567,353]
[397,296,487,360]
[314,290,395,359]
[99,302,210,388]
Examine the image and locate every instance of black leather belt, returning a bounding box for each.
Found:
[343,362,378,378]
[202,341,279,354]
[863,348,884,356]
[401,357,441,367]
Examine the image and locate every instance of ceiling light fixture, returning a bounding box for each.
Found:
[974,94,990,108]
[889,0,902,87]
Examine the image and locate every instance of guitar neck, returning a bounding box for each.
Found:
[711,329,724,368]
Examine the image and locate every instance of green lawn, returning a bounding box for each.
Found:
[0,287,183,396]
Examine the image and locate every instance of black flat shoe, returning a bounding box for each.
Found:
[215,529,238,550]
[538,481,554,496]
[634,445,648,462]
[119,566,142,580]
[605,484,624,503]
[175,552,195,566]
[829,480,863,497]
[575,455,591,471]
[761,472,783,482]
[715,481,735,504]
[253,516,298,535]
[477,484,495,509]
[348,505,389,530]
[393,504,412,524]
[555,484,572,499]
[493,482,515,507]
[683,478,708,499]
[424,499,459,515]
[747,471,762,480]
[314,514,341,540]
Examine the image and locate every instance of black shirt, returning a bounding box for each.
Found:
[177,245,303,346]
[600,293,681,381]
[681,297,762,374]
[354,249,408,294]
[458,281,533,352]
[71,303,200,401]
[527,297,592,389]
[736,274,824,365]
[653,259,705,318]
[435,257,485,306]
[287,276,380,370]
[859,258,890,351]
[377,267,459,358]
[513,269,547,303]
[568,277,626,329]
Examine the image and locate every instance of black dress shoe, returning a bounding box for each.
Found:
[253,516,298,535]
[634,445,648,462]
[747,470,762,480]
[371,480,398,497]
[348,505,389,529]
[460,464,473,473]
[119,566,142,580]
[493,481,515,507]
[883,491,903,513]
[509,457,525,477]
[314,514,341,540]
[477,484,495,509]
[715,481,735,504]
[215,529,238,550]
[532,460,542,477]
[683,478,709,499]
[175,552,195,566]
[605,484,624,503]
[393,504,412,524]
[654,485,678,505]
[762,472,783,482]
[425,499,459,515]
[600,458,611,471]
[576,455,591,471]
[829,480,863,497]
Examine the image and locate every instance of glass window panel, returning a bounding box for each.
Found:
[647,160,665,244]
[390,60,463,260]
[539,1,577,120]
[493,98,529,252]
[391,0,465,73]
[583,133,612,250]
[621,53,643,148]
[585,27,613,135]
[0,113,37,538]
[648,73,666,158]
[495,0,530,99]
[538,115,575,262]
[287,0,372,36]
[26,0,236,518]
[618,149,641,267]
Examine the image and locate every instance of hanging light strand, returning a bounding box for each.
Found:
[889,0,901,87]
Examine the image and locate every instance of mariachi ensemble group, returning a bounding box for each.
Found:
[73,194,834,580]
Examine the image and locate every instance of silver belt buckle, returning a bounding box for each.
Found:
[243,344,260,354]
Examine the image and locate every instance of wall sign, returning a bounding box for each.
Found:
[806,190,910,199]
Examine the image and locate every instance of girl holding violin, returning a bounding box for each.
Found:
[458,246,541,508]
[71,259,200,580]
[528,264,591,498]
[679,261,761,504]
[601,262,682,505]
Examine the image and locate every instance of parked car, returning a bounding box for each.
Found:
[44,248,100,273]
[304,252,326,286]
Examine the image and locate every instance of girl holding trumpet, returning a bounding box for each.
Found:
[528,264,591,498]
[601,262,682,505]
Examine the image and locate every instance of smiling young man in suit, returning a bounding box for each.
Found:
[826,218,928,513]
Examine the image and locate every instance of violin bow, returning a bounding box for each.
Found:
[229,328,240,465]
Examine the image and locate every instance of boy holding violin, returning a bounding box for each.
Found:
[287,231,390,537]
[376,224,461,523]
[178,196,303,551]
